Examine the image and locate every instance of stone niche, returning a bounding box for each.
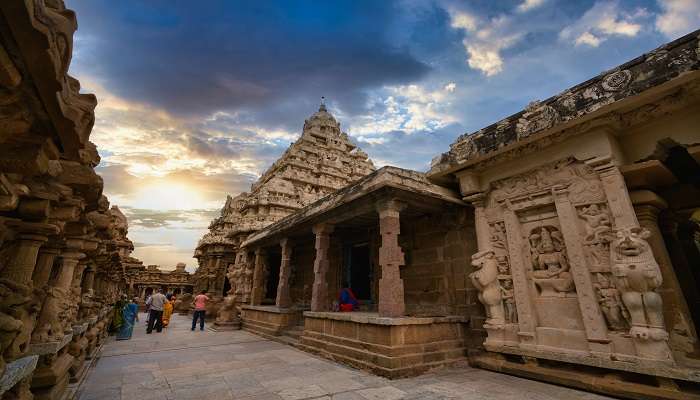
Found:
[472,157,691,379]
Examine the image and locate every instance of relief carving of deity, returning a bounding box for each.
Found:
[490,222,507,250]
[578,204,613,271]
[593,273,628,331]
[529,226,575,296]
[500,279,517,323]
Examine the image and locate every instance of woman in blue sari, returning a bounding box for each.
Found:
[116,298,139,340]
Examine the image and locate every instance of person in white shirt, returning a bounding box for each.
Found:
[146,289,167,334]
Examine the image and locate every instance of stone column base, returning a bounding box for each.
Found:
[209,319,241,331]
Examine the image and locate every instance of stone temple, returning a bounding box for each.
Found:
[0,1,699,399]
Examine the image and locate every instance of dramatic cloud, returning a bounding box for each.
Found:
[69,0,430,119]
[560,1,649,48]
[447,8,524,76]
[346,83,459,137]
[517,0,547,13]
[64,0,691,268]
[655,0,700,38]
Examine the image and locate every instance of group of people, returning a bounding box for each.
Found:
[144,289,211,334]
[144,289,178,333]
[109,289,211,340]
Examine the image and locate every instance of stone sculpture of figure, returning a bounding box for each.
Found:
[0,280,40,364]
[500,279,517,323]
[578,204,612,243]
[241,264,254,303]
[530,227,575,295]
[610,227,667,342]
[593,273,627,331]
[32,287,67,343]
[490,222,507,249]
[470,250,505,327]
[496,256,510,275]
[175,293,193,314]
[215,295,237,324]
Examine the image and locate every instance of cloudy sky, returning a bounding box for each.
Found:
[65,0,699,271]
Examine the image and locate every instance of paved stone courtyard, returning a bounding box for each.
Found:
[77,314,612,400]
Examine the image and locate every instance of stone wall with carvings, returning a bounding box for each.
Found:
[194,103,375,299]
[0,2,141,399]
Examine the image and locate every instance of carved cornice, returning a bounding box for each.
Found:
[429,29,700,178]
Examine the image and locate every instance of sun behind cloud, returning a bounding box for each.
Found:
[131,180,209,211]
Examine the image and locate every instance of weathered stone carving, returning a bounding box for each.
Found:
[601,69,632,92]
[610,227,672,360]
[516,101,561,139]
[528,226,574,296]
[593,273,627,331]
[500,279,517,324]
[470,250,505,328]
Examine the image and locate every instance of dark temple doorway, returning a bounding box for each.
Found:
[346,243,371,300]
[265,252,281,303]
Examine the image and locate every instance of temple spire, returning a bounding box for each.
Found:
[319,96,327,112]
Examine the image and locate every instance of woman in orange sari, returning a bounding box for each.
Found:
[162,293,174,327]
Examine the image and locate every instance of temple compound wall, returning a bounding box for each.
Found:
[223,31,700,398]
[0,2,139,399]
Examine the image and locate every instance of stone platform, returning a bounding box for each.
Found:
[299,311,469,379]
[240,305,304,337]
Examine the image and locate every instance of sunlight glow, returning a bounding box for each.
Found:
[131,181,207,210]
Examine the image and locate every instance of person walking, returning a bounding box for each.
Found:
[191,290,209,331]
[144,292,152,325]
[147,289,166,334]
[117,297,140,340]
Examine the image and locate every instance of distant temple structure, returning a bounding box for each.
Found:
[131,263,193,297]
[193,103,375,300]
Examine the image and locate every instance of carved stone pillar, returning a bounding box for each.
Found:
[632,190,698,353]
[311,224,334,312]
[552,186,610,351]
[590,160,639,228]
[500,202,537,345]
[81,267,96,311]
[32,245,60,289]
[276,238,293,309]
[465,193,490,251]
[250,248,266,306]
[1,231,49,285]
[376,199,406,318]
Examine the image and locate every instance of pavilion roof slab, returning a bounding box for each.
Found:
[242,166,465,247]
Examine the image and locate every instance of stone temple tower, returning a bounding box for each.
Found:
[193,102,375,297]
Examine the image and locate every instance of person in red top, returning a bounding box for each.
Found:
[191,290,209,331]
[338,281,359,312]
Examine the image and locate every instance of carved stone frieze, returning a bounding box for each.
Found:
[471,157,676,370]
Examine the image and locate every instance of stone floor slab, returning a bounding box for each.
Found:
[77,313,613,400]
